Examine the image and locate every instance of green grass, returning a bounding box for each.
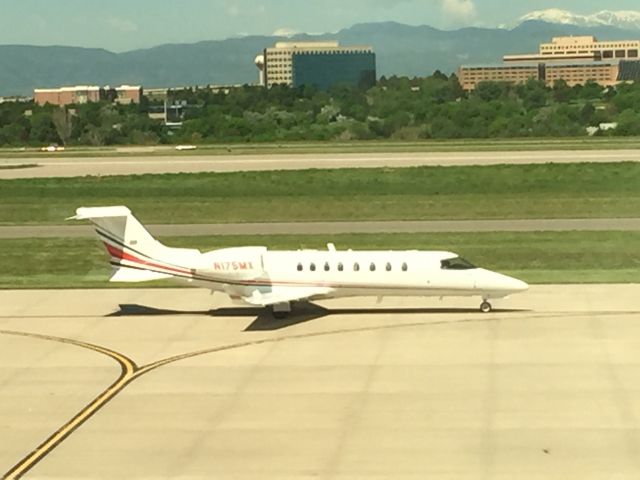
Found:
[3,137,640,158]
[1,231,637,289]
[1,163,639,225]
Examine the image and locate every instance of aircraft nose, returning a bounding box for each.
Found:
[477,270,529,294]
[509,277,529,293]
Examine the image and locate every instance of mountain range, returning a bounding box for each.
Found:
[1,15,640,97]
[519,9,640,30]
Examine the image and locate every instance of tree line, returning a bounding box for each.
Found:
[1,73,640,147]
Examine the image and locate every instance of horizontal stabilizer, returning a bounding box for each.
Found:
[110,267,172,283]
[68,206,132,221]
[243,286,333,306]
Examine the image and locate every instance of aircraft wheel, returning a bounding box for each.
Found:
[271,302,291,319]
[480,301,492,313]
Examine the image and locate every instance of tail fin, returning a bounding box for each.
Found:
[70,206,201,282]
[72,206,163,258]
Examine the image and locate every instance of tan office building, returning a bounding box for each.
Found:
[261,41,375,88]
[459,61,620,91]
[459,35,638,91]
[458,64,541,91]
[114,85,143,105]
[34,86,102,106]
[545,62,619,87]
[264,41,342,87]
[504,36,640,63]
[34,85,142,106]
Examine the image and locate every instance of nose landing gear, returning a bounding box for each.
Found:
[480,301,493,313]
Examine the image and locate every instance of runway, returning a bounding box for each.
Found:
[1,149,639,178]
[2,285,640,479]
[2,217,640,239]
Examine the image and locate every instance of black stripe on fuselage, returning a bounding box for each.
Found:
[98,228,450,293]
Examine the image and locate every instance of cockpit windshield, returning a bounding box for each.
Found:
[441,257,477,270]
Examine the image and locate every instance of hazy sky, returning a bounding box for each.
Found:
[1,0,639,52]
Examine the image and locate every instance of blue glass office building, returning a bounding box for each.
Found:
[292,51,376,90]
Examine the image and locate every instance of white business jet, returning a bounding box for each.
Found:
[72,206,528,317]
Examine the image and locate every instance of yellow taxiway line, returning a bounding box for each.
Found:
[2,312,598,478]
[0,330,138,480]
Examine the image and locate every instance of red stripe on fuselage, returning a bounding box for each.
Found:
[102,242,435,292]
[103,242,192,276]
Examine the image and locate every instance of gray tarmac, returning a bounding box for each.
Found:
[1,149,639,178]
[2,285,640,479]
[2,218,640,239]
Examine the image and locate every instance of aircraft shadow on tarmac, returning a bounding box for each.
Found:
[108,303,528,331]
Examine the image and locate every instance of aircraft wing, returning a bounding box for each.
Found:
[242,286,334,306]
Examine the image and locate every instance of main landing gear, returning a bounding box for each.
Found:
[271,302,292,319]
[480,301,493,313]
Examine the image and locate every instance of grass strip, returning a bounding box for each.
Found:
[0,231,637,289]
[1,162,639,225]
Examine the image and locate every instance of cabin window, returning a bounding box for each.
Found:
[354,263,360,272]
[338,263,344,272]
[386,263,392,272]
[297,263,303,272]
[441,257,477,270]
[324,262,330,272]
[370,263,376,272]
[310,263,316,272]
[402,263,408,272]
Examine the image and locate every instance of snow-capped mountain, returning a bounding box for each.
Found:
[519,9,640,30]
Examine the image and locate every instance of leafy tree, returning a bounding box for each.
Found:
[517,79,549,110]
[474,82,509,102]
[579,80,604,100]
[51,108,74,145]
[552,80,572,103]
[0,118,30,146]
[614,109,640,136]
[612,83,640,113]
[432,70,448,82]
[2,72,639,146]
[580,102,596,125]
[30,111,60,144]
